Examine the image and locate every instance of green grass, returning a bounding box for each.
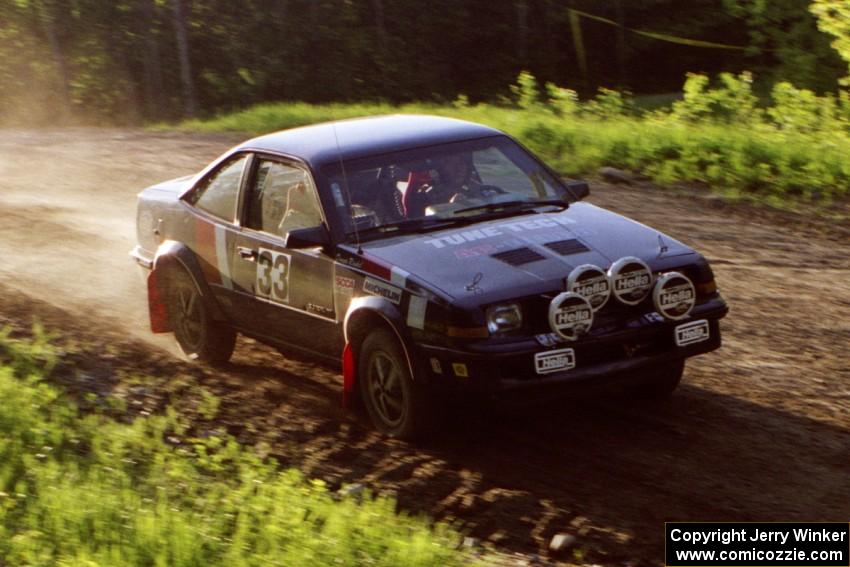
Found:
[0,328,467,567]
[174,86,850,206]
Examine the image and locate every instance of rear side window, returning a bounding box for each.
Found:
[245,160,323,238]
[187,155,248,221]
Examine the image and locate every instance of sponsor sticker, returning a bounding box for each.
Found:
[452,363,469,378]
[535,332,566,347]
[609,256,653,305]
[423,215,576,249]
[534,348,576,375]
[567,264,611,311]
[675,319,710,347]
[406,295,427,330]
[334,275,355,296]
[548,291,594,341]
[653,272,696,320]
[363,277,401,304]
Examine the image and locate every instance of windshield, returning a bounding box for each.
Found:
[321,136,568,238]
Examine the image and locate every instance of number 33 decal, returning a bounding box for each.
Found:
[256,248,291,303]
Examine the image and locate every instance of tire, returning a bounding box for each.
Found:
[636,359,685,398]
[165,267,236,365]
[358,328,433,439]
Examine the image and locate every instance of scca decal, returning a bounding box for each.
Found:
[334,275,355,296]
[424,216,576,249]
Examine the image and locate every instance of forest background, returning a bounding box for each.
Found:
[2,0,850,202]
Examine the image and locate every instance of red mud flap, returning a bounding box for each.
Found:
[147,271,171,333]
[342,343,356,408]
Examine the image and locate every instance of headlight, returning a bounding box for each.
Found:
[486,303,523,334]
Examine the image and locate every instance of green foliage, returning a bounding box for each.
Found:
[723,0,845,92]
[584,88,631,119]
[2,0,849,123]
[768,81,840,132]
[811,0,850,85]
[673,72,760,123]
[182,71,850,204]
[544,83,578,116]
[510,70,541,110]
[0,330,466,566]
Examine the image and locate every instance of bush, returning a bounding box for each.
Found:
[178,71,850,204]
[0,330,466,567]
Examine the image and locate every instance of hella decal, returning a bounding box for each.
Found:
[675,319,710,346]
[566,264,611,312]
[608,256,653,306]
[653,272,696,321]
[534,348,576,375]
[424,215,576,249]
[548,291,594,341]
[363,277,401,304]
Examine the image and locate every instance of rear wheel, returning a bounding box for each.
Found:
[358,328,433,439]
[636,359,685,397]
[166,268,236,365]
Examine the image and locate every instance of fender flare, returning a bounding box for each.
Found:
[147,241,225,332]
[341,296,419,407]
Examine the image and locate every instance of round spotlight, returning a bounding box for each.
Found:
[548,291,594,341]
[567,264,611,312]
[653,271,696,320]
[608,256,653,306]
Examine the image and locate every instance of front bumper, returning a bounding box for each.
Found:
[416,298,727,394]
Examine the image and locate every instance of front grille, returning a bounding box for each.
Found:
[491,247,546,266]
[499,328,673,382]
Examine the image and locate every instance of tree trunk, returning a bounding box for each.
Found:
[614,0,627,89]
[34,0,71,113]
[141,0,165,119]
[372,0,387,56]
[171,0,197,118]
[515,0,528,65]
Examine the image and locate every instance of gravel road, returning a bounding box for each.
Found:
[1,128,848,565]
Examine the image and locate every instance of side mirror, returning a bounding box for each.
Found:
[565,180,590,201]
[285,225,330,249]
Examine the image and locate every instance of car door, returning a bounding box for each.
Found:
[180,152,251,322]
[229,156,342,360]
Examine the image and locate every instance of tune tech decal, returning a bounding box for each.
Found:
[423,216,576,249]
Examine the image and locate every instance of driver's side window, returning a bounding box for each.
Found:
[187,154,248,222]
[245,160,323,238]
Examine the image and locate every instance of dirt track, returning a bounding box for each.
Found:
[1,128,849,565]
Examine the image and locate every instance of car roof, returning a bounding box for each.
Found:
[236,114,504,168]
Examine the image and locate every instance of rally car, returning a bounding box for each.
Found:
[131,115,728,438]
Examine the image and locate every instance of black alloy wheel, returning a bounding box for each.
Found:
[166,268,236,365]
[358,328,433,439]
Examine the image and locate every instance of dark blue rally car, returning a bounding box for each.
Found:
[132,115,728,438]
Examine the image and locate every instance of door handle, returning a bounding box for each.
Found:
[237,246,257,260]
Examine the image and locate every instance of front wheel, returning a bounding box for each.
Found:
[166,268,236,365]
[358,328,433,439]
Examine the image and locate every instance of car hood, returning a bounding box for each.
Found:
[358,203,695,305]
[140,174,194,198]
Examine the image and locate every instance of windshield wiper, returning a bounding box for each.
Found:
[354,217,468,237]
[452,198,568,216]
